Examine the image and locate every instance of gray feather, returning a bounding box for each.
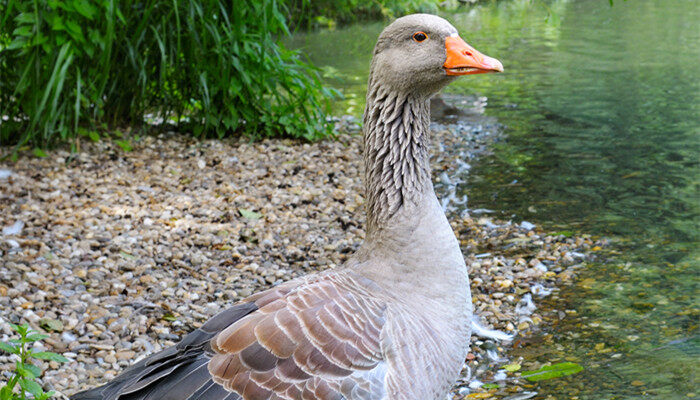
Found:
[72,302,257,400]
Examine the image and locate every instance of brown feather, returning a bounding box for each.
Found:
[254,315,296,358]
[275,356,311,381]
[208,353,244,381]
[239,342,279,372]
[216,315,263,353]
[241,378,273,400]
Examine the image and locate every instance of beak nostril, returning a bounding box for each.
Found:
[463,51,472,56]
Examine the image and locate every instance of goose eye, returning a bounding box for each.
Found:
[412,32,428,42]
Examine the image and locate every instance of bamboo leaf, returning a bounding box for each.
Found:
[521,362,584,382]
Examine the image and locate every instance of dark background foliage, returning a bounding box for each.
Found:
[0,0,444,154]
[0,0,339,151]
[287,0,442,28]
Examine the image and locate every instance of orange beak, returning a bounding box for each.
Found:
[444,36,503,75]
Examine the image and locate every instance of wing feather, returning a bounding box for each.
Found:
[209,271,388,399]
[72,271,390,400]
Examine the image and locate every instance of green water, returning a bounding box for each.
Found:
[291,0,699,398]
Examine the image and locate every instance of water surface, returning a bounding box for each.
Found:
[292,0,699,398]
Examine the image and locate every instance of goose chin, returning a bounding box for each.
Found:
[444,66,493,75]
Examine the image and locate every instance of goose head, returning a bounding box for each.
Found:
[369,14,503,97]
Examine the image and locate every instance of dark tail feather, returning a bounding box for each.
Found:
[72,302,257,400]
[191,381,240,400]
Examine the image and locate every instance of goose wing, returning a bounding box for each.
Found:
[72,271,389,400]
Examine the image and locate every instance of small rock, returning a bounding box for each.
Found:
[2,221,24,236]
[61,332,77,343]
[115,350,136,361]
[519,221,536,231]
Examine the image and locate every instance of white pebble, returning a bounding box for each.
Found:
[493,370,508,381]
[520,220,536,230]
[468,380,483,389]
[2,221,24,236]
[471,316,513,342]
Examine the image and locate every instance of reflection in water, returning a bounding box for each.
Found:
[292,0,699,397]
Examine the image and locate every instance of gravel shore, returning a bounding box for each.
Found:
[0,102,602,397]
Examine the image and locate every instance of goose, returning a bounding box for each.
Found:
[72,13,503,400]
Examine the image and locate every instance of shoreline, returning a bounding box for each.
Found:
[0,103,600,397]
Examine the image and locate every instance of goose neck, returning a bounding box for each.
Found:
[362,84,433,235]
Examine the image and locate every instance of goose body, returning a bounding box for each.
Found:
[72,14,502,400]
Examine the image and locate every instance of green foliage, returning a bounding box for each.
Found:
[521,362,584,382]
[0,324,68,400]
[288,0,447,28]
[238,208,263,220]
[503,363,521,372]
[0,0,337,153]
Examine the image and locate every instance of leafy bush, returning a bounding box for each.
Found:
[0,324,68,400]
[0,0,337,152]
[288,0,446,28]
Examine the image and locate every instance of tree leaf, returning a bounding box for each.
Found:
[25,333,49,342]
[88,130,100,142]
[238,208,262,220]
[73,0,97,20]
[0,342,18,354]
[23,363,42,378]
[31,351,69,363]
[19,378,43,396]
[161,313,177,322]
[521,362,583,382]
[504,363,521,372]
[115,139,132,152]
[39,318,64,332]
[33,148,48,158]
[16,364,38,379]
[1,384,17,400]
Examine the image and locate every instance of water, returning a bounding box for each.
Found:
[291,0,699,398]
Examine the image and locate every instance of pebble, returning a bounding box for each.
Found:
[0,105,602,396]
[2,220,24,236]
[519,221,536,231]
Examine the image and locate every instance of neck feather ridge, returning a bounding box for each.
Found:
[362,82,433,233]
